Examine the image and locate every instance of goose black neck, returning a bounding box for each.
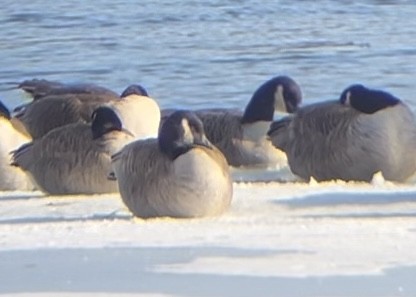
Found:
[341,85,401,114]
[357,90,399,114]
[241,85,275,124]
[91,107,122,139]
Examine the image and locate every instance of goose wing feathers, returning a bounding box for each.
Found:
[194,109,243,144]
[12,123,118,194]
[19,79,119,100]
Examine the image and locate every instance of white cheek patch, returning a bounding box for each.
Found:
[274,85,287,112]
[104,122,115,130]
[344,91,351,106]
[181,118,194,143]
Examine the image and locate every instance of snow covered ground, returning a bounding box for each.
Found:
[1,176,416,296]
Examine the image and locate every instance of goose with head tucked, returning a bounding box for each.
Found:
[268,84,416,182]
[161,75,302,168]
[14,83,158,139]
[11,106,135,195]
[0,100,35,191]
[111,110,233,219]
[106,84,160,139]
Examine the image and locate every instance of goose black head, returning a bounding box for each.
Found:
[120,84,149,98]
[91,106,123,139]
[340,84,400,114]
[242,75,302,124]
[159,110,212,160]
[0,100,11,119]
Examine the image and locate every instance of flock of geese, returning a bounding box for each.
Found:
[0,75,415,219]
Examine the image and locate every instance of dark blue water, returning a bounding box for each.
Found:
[0,0,415,111]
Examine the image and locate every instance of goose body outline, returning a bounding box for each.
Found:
[112,110,233,218]
[268,84,416,182]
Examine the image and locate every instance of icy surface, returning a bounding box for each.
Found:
[1,178,416,296]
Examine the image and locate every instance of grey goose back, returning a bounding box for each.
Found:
[11,106,135,195]
[268,84,416,182]
[161,75,302,168]
[111,110,233,219]
[17,78,119,101]
[0,100,35,191]
[14,83,157,139]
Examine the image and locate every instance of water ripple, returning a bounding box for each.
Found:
[0,0,414,109]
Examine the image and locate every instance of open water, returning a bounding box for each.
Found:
[0,0,415,110]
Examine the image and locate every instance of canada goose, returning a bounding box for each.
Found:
[105,86,160,139]
[14,84,156,139]
[0,100,35,191]
[111,110,233,219]
[163,75,302,168]
[11,106,135,194]
[18,78,119,100]
[267,84,416,182]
